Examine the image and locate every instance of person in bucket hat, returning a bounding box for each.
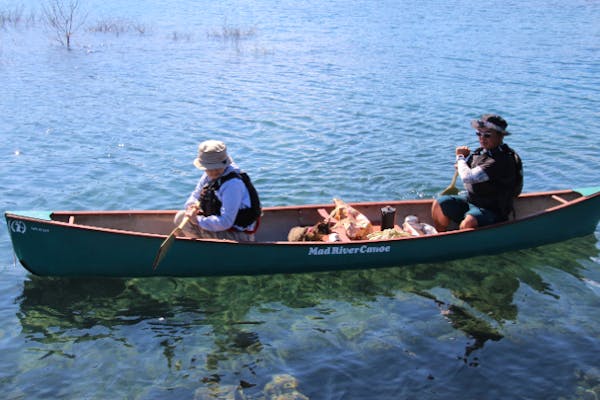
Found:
[173,140,260,241]
[432,114,522,231]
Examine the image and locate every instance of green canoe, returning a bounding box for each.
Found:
[5,187,600,277]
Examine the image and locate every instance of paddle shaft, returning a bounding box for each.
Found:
[152,201,200,270]
[174,213,193,232]
[449,169,458,187]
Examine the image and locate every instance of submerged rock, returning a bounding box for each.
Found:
[264,374,309,400]
[194,384,238,400]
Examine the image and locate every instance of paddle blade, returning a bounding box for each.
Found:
[440,170,460,196]
[440,184,459,196]
[152,229,179,270]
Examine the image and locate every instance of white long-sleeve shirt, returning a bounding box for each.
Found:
[456,154,489,184]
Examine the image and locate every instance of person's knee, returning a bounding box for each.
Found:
[174,211,205,238]
[174,210,186,225]
[431,200,442,220]
[459,214,478,230]
[431,200,450,232]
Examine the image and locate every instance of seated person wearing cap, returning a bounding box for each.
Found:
[431,114,520,231]
[174,140,260,241]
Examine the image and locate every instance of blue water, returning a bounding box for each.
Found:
[1,0,600,398]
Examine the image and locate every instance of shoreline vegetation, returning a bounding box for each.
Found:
[1,2,257,50]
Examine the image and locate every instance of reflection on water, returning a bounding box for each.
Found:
[15,236,599,398]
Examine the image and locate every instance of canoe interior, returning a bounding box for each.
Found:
[47,190,584,242]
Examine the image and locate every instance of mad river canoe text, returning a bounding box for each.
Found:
[308,245,391,256]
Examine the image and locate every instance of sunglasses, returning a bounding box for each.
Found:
[475,131,493,138]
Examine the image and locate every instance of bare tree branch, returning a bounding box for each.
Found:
[43,0,86,50]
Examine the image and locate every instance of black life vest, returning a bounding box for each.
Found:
[199,171,262,228]
[467,144,523,219]
[510,147,524,198]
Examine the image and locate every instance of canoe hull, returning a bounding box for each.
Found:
[5,188,600,277]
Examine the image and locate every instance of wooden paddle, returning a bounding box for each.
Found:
[152,201,200,270]
[440,170,460,196]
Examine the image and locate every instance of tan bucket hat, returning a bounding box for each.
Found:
[193,140,233,170]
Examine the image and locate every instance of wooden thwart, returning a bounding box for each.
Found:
[552,195,569,204]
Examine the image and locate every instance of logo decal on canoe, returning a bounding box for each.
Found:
[308,245,391,256]
[10,220,27,234]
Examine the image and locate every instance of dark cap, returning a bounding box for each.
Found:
[471,114,510,135]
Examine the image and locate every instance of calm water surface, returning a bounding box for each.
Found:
[1,1,600,399]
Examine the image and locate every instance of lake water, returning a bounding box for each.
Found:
[1,0,600,398]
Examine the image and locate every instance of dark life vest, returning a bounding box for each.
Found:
[467,144,523,219]
[511,148,524,198]
[199,171,262,228]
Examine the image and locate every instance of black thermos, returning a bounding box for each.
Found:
[380,206,396,230]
